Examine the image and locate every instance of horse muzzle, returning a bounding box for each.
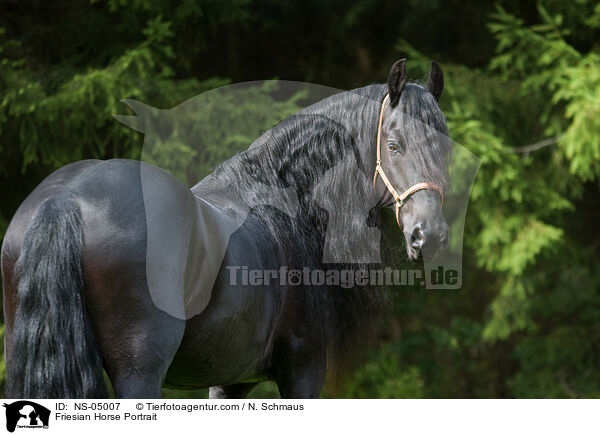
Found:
[405,221,449,261]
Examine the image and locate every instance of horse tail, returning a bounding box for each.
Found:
[5,195,107,398]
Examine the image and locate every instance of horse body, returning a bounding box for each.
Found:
[2,158,322,397]
[2,60,450,398]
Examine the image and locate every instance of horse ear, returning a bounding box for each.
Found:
[387,58,407,108]
[425,60,444,102]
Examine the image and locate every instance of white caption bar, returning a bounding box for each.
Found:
[1,399,596,435]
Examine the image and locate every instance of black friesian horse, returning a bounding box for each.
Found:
[1,60,450,398]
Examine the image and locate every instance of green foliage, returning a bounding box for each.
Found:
[134,80,304,185]
[0,325,5,394]
[490,2,600,181]
[0,16,211,173]
[336,345,425,398]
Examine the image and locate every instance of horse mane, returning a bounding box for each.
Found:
[192,82,450,387]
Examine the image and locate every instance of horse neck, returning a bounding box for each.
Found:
[296,88,382,189]
[196,86,385,217]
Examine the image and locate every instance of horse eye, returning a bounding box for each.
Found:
[387,142,398,153]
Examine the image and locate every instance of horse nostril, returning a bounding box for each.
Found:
[440,224,450,247]
[410,225,424,250]
[439,233,447,246]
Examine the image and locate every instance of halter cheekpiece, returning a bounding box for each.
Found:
[372,94,444,228]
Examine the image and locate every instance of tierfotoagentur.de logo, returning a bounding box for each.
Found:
[2,401,50,433]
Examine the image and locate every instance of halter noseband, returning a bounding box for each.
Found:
[373,94,444,228]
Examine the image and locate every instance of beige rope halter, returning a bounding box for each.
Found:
[372,94,444,228]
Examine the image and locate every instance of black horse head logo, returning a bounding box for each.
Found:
[3,401,50,432]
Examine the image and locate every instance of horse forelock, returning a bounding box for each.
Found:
[394,82,451,191]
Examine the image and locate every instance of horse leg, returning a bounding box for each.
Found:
[209,383,258,399]
[99,312,186,398]
[100,316,186,398]
[83,262,186,399]
[272,337,327,398]
[98,300,186,399]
